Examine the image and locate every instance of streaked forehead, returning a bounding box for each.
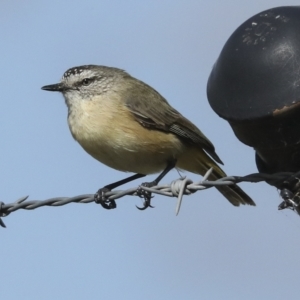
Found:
[62,65,95,80]
[61,65,128,85]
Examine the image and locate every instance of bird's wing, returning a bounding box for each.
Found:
[124,78,223,164]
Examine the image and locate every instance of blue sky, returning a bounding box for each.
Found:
[1,1,300,299]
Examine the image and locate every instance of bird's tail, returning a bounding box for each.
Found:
[176,147,255,206]
[208,169,255,206]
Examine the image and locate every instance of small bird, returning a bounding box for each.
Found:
[41,65,255,209]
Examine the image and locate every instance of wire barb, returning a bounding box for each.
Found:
[0,202,7,228]
[1,169,300,228]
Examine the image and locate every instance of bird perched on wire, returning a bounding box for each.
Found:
[41,65,255,210]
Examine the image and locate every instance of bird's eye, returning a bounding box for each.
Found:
[82,78,91,86]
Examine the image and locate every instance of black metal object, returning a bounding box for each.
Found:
[207,6,300,174]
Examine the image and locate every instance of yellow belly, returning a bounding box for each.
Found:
[68,99,185,174]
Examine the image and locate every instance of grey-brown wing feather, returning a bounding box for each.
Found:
[123,76,223,164]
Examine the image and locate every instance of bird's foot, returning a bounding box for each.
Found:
[136,181,156,210]
[94,187,116,210]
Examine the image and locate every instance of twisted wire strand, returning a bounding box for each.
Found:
[1,168,299,228]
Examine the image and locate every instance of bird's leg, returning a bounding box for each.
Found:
[136,160,176,210]
[95,173,146,209]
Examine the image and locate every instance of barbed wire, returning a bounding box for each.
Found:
[1,168,300,228]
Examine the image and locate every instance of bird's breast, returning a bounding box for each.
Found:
[67,97,185,174]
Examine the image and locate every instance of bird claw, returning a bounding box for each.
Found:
[136,199,154,210]
[94,187,116,209]
[136,182,155,210]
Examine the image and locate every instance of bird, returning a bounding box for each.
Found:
[41,65,255,210]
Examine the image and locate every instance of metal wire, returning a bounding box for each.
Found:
[1,168,300,228]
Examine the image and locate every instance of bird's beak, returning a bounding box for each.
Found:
[41,83,66,92]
